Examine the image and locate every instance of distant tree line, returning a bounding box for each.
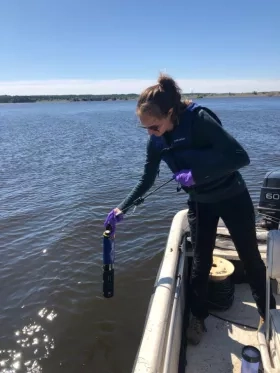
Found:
[1,91,279,104]
[0,94,139,104]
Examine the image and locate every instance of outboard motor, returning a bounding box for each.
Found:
[258,170,280,230]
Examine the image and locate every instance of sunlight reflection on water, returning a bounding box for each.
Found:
[0,308,57,373]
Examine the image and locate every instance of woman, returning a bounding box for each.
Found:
[104,74,276,345]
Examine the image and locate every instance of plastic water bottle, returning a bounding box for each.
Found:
[241,345,261,373]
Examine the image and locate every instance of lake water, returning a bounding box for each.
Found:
[1,97,280,373]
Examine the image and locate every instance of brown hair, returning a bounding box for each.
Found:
[136,73,192,123]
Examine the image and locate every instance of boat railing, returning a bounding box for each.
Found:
[258,229,280,373]
[131,209,189,373]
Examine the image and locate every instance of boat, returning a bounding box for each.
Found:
[131,170,280,373]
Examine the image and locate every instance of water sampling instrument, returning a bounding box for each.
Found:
[102,224,115,298]
[102,176,176,298]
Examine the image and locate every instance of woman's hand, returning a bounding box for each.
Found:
[104,208,124,234]
[173,170,195,187]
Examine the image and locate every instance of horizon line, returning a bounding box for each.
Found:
[0,78,279,95]
[1,90,280,97]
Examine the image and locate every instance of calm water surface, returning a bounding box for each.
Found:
[1,97,280,373]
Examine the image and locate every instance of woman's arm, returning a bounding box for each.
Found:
[117,137,161,213]
[189,108,250,185]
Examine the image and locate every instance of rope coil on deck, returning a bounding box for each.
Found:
[207,256,235,311]
[208,276,235,311]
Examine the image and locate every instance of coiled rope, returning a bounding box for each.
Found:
[207,276,235,312]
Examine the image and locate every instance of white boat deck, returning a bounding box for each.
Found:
[186,223,268,262]
[186,284,280,372]
[185,220,280,373]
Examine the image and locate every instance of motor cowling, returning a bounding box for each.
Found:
[258,170,280,230]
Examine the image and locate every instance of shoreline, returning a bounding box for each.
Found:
[0,91,279,104]
[187,92,280,99]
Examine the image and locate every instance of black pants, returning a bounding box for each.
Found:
[188,188,276,320]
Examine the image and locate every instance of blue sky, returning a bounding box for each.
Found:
[0,0,279,94]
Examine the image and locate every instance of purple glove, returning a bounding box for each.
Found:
[104,209,124,235]
[173,170,195,187]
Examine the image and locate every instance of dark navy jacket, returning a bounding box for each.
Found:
[118,103,250,211]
